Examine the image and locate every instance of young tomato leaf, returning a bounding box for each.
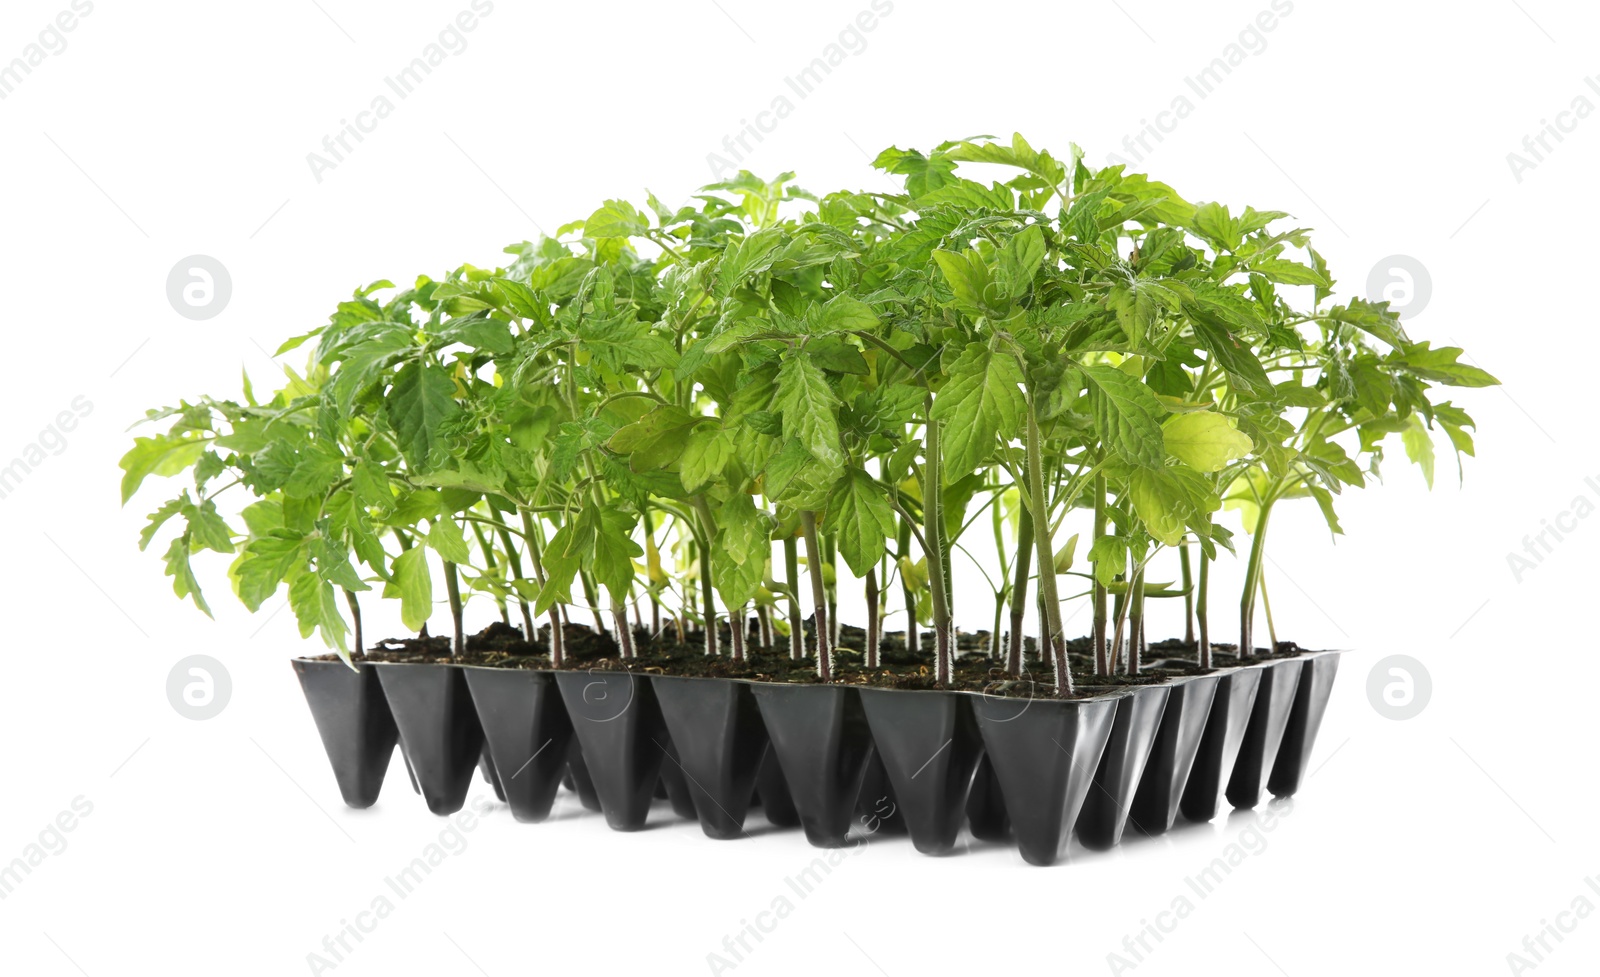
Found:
[162,534,212,618]
[826,467,897,577]
[930,344,1026,478]
[385,361,460,469]
[1162,412,1254,472]
[1080,365,1165,469]
[607,406,701,473]
[679,424,733,493]
[771,356,844,475]
[389,546,433,632]
[426,518,472,564]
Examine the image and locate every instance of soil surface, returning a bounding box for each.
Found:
[307,618,1317,699]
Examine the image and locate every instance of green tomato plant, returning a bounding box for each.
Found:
[124,134,1496,697]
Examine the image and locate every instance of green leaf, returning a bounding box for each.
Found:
[1397,343,1500,387]
[607,405,701,473]
[1129,470,1188,546]
[185,498,235,554]
[1190,202,1239,252]
[930,344,1025,477]
[772,356,844,474]
[716,227,785,298]
[1052,533,1079,574]
[684,425,739,492]
[1402,414,1436,489]
[816,295,879,332]
[1162,412,1254,473]
[163,534,212,618]
[534,520,584,615]
[1308,483,1343,537]
[1187,305,1272,397]
[289,571,348,652]
[576,315,679,372]
[390,546,433,632]
[871,146,957,197]
[1088,534,1129,587]
[589,506,642,599]
[426,518,471,564]
[931,249,1002,318]
[1080,365,1165,469]
[1248,257,1329,287]
[139,497,186,552]
[233,534,304,612]
[826,467,897,577]
[120,436,207,504]
[584,199,649,239]
[385,361,460,469]
[352,460,394,511]
[1324,298,1409,347]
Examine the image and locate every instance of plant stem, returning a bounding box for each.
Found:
[1008,504,1032,676]
[614,605,636,658]
[342,587,364,659]
[521,509,563,668]
[444,561,465,659]
[1024,403,1072,695]
[496,525,537,642]
[690,496,720,657]
[580,571,607,635]
[1260,569,1278,651]
[470,522,510,626]
[1127,563,1145,676]
[784,534,804,660]
[923,412,953,686]
[801,511,831,681]
[1197,550,1211,669]
[758,604,773,653]
[1179,541,1195,645]
[1239,501,1275,660]
[729,602,747,662]
[865,566,881,668]
[897,515,918,658]
[823,530,840,651]
[1092,472,1109,677]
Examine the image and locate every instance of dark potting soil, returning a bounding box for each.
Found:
[309,619,1314,699]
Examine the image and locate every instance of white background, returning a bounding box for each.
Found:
[0,0,1595,974]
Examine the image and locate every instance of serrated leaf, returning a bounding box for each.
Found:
[826,467,896,577]
[1162,412,1254,473]
[390,546,433,632]
[385,361,460,469]
[1080,365,1165,469]
[772,356,843,475]
[930,344,1025,477]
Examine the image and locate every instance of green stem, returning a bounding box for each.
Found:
[690,496,720,657]
[865,566,881,669]
[1007,505,1032,676]
[495,524,537,642]
[444,561,465,659]
[1239,501,1275,660]
[342,587,364,660]
[923,412,953,686]
[897,513,918,658]
[1128,563,1146,676]
[1179,541,1195,645]
[1092,472,1109,677]
[470,522,511,626]
[1025,403,1072,695]
[1197,550,1211,669]
[1260,568,1278,651]
[521,509,563,668]
[784,534,804,660]
[801,511,831,681]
